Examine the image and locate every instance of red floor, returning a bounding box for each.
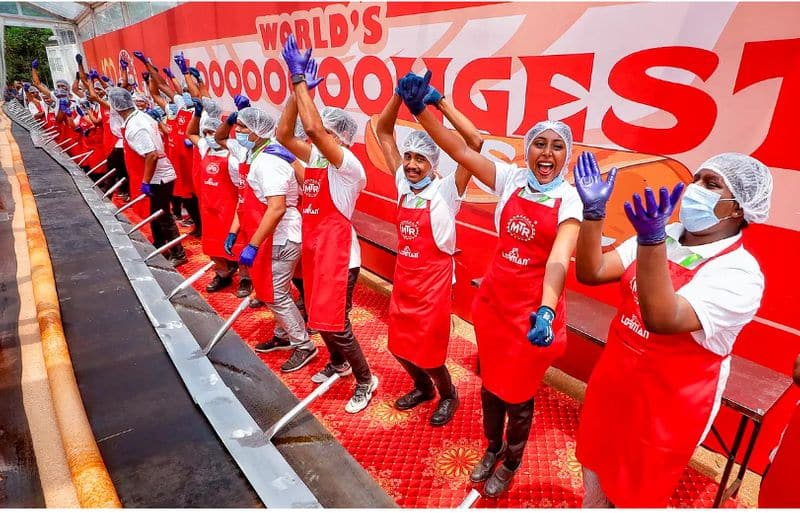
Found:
[119,202,750,508]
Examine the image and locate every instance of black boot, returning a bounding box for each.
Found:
[395,388,435,410]
[484,462,517,498]
[206,273,233,292]
[236,278,253,297]
[430,388,459,426]
[469,443,506,483]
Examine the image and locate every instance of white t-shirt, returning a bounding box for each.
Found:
[123,110,176,184]
[615,223,764,358]
[395,167,464,255]
[109,109,125,148]
[246,151,302,247]
[306,146,367,269]
[28,100,47,117]
[476,162,583,232]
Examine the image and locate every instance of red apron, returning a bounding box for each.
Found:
[236,151,274,302]
[100,106,116,157]
[759,400,800,507]
[472,188,567,404]
[198,149,239,260]
[167,110,194,199]
[301,162,353,332]
[576,240,743,507]
[80,116,104,171]
[388,195,453,368]
[120,113,151,218]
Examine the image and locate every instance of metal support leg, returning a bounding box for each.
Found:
[92,168,117,187]
[712,415,749,508]
[77,151,93,166]
[264,374,341,440]
[144,233,189,262]
[101,178,127,199]
[114,194,147,215]
[70,148,92,161]
[61,141,79,153]
[731,420,762,499]
[203,296,251,356]
[457,489,481,509]
[54,137,74,148]
[87,159,108,175]
[126,208,164,234]
[167,261,214,299]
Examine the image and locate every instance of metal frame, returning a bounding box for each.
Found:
[710,418,762,507]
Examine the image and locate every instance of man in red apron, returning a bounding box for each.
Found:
[108,87,187,266]
[573,152,774,507]
[373,83,481,426]
[277,36,377,414]
[759,354,800,508]
[399,71,582,496]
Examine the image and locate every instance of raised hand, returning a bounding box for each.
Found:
[281,33,312,76]
[527,306,555,347]
[188,67,202,83]
[142,71,150,83]
[75,54,83,66]
[88,69,100,80]
[101,75,111,83]
[398,70,432,115]
[624,183,685,246]
[304,58,324,90]
[574,151,618,221]
[31,59,39,70]
[119,56,129,70]
[233,94,251,111]
[162,67,175,79]
[132,50,148,63]
[173,52,188,75]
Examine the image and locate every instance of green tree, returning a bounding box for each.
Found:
[4,26,53,87]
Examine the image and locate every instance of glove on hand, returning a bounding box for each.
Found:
[527,306,556,347]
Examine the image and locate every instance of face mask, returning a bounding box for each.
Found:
[679,183,737,233]
[167,103,178,116]
[527,170,564,193]
[181,92,194,108]
[235,131,254,149]
[205,136,221,150]
[409,173,433,190]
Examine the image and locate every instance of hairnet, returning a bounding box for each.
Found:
[399,130,440,170]
[524,120,573,174]
[237,107,276,139]
[200,116,222,135]
[320,106,358,146]
[698,153,773,224]
[107,87,134,111]
[294,118,307,139]
[201,98,221,117]
[132,92,149,104]
[55,79,70,89]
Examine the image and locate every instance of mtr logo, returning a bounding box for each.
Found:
[399,220,420,240]
[303,179,321,198]
[506,215,536,242]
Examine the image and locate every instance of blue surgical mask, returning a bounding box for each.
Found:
[181,92,194,108]
[205,136,221,150]
[527,171,564,193]
[168,103,178,116]
[235,132,254,149]
[409,174,433,190]
[679,183,736,233]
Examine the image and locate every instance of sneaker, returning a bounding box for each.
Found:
[345,375,379,414]
[205,274,233,292]
[281,346,318,373]
[236,278,253,298]
[180,217,195,227]
[311,362,352,383]
[254,336,292,353]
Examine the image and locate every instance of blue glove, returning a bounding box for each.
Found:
[101,75,111,83]
[120,56,129,70]
[304,57,324,90]
[145,108,162,122]
[75,54,83,66]
[59,99,72,115]
[140,183,152,196]
[162,67,175,79]
[281,33,312,76]
[183,138,194,148]
[398,70,432,116]
[239,244,258,267]
[174,52,188,75]
[31,59,39,69]
[265,144,297,164]
[75,105,85,117]
[193,100,203,118]
[395,72,413,96]
[73,125,83,133]
[527,306,555,347]
[624,184,685,246]
[423,82,443,106]
[22,82,30,92]
[233,94,250,110]
[133,51,148,64]
[574,151,618,221]
[88,69,100,81]
[225,111,238,126]
[224,233,237,256]
[188,67,202,83]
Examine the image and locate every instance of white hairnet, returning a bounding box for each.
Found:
[237,107,276,139]
[55,79,70,89]
[132,92,150,107]
[200,116,222,135]
[294,118,307,139]
[107,87,134,111]
[400,130,440,170]
[524,120,573,174]
[320,107,357,146]
[202,98,221,117]
[698,153,773,224]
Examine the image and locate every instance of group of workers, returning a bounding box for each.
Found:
[16,33,798,506]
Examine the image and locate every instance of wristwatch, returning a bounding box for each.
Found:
[291,73,306,85]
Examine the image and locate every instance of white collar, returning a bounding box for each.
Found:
[398,175,441,200]
[666,223,742,259]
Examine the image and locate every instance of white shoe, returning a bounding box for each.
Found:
[345,375,379,414]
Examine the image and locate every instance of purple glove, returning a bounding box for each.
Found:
[265,144,297,164]
[225,111,238,126]
[75,105,85,117]
[574,151,618,220]
[142,71,150,83]
[75,54,83,66]
[58,98,72,115]
[527,306,555,347]
[281,33,312,76]
[31,59,39,69]
[239,244,259,267]
[624,184,685,246]
[162,67,175,79]
[22,82,31,92]
[133,51,147,63]
[233,94,251,110]
[183,138,194,148]
[304,57,324,90]
[120,56,129,70]
[193,100,203,118]
[174,52,188,75]
[398,70,431,116]
[88,69,100,81]
[101,75,111,83]
[140,183,152,197]
[188,67,202,82]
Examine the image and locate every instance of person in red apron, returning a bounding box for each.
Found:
[758,354,800,508]
[398,71,582,496]
[277,37,378,414]
[373,83,482,426]
[108,87,187,266]
[573,152,774,507]
[25,86,48,124]
[166,99,202,235]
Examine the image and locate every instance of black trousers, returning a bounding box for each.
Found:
[149,180,185,259]
[292,276,308,321]
[106,147,130,195]
[481,386,534,470]
[396,356,455,398]
[319,268,372,385]
[183,194,201,229]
